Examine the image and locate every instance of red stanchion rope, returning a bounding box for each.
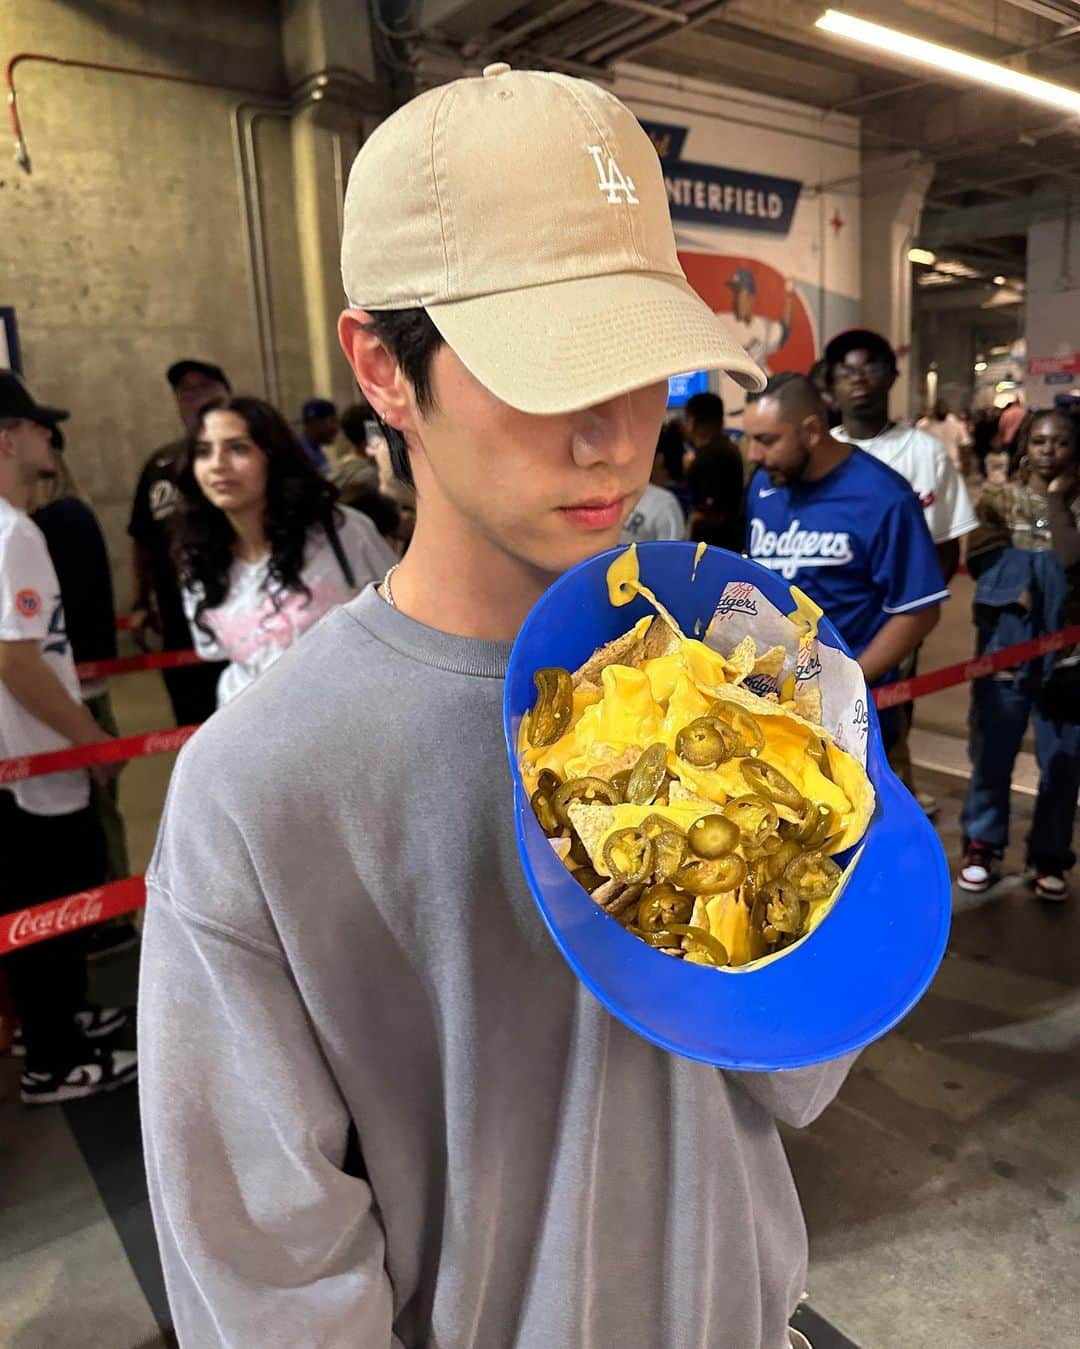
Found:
[0,726,196,784]
[0,875,147,956]
[2,625,1078,955]
[872,623,1080,710]
[75,649,203,681]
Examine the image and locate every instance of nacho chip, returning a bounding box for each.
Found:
[726,635,757,683]
[751,644,786,679]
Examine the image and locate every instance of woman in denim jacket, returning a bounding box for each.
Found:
[959,408,1080,899]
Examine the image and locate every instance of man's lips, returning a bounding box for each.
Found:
[558,495,627,529]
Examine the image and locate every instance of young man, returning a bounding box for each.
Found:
[128,359,230,724]
[140,66,848,1349]
[826,329,976,810]
[744,372,946,737]
[683,391,746,551]
[0,371,136,1103]
[825,329,976,581]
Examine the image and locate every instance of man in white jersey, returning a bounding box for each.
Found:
[0,371,136,1104]
[827,329,977,812]
[827,329,976,581]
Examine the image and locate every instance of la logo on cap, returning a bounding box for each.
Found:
[587,145,639,205]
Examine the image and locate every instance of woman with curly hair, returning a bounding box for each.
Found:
[173,396,396,708]
[959,406,1080,900]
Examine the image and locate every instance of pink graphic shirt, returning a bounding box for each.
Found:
[183,508,397,708]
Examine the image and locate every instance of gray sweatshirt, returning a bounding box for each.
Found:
[139,586,854,1349]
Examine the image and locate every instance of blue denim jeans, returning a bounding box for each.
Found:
[962,675,1080,872]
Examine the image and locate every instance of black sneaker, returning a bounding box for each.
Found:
[75,1006,130,1040]
[20,1047,138,1106]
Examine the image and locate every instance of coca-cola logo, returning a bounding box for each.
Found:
[0,757,31,785]
[4,890,105,950]
[141,730,191,756]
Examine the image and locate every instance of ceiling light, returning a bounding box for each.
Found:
[993,274,1007,285]
[933,259,980,279]
[816,10,1080,115]
[974,361,988,372]
[908,247,936,265]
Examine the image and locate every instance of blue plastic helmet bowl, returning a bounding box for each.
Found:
[503,541,951,1070]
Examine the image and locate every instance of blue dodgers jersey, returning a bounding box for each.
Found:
[746,448,948,658]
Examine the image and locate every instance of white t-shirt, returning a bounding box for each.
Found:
[621,484,689,544]
[916,414,971,474]
[0,497,90,816]
[183,507,397,708]
[834,423,977,544]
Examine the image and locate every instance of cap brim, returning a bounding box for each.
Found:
[426,272,766,415]
[34,405,69,425]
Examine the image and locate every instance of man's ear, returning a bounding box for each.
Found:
[338,309,419,436]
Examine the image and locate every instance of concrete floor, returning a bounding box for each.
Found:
[1,576,1078,1348]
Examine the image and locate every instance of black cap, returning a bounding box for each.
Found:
[0,370,69,427]
[824,328,898,374]
[166,359,230,389]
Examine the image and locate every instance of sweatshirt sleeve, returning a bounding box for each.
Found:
[1046,490,1080,570]
[139,760,403,1347]
[728,1053,858,1129]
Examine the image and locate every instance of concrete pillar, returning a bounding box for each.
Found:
[281,0,379,411]
[859,154,935,418]
[1024,206,1080,408]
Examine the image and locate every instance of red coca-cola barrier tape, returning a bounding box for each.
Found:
[0,726,196,785]
[75,648,203,681]
[0,875,147,956]
[873,624,1080,710]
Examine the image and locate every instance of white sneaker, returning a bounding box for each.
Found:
[21,1047,137,1105]
[1034,872,1069,902]
[957,843,997,893]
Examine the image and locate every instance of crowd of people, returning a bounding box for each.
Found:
[1,62,1078,1349]
[2,327,1079,1106]
[0,360,414,1103]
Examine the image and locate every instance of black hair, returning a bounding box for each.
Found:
[339,399,374,449]
[173,395,343,640]
[824,328,898,386]
[748,371,827,424]
[684,391,726,429]
[358,308,445,488]
[657,420,686,482]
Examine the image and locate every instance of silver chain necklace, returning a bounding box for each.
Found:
[382,563,400,609]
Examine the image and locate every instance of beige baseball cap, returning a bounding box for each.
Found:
[341,63,766,415]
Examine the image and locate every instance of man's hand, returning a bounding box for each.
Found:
[1048,469,1076,496]
[130,605,161,653]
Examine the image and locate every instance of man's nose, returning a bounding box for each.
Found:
[570,393,642,469]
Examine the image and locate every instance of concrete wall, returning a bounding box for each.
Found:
[1024,212,1080,407]
[2,0,356,604]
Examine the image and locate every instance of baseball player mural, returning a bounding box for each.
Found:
[724,265,795,367]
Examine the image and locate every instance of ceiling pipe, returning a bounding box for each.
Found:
[586,0,731,67]
[563,2,673,60]
[607,0,689,25]
[468,0,585,60]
